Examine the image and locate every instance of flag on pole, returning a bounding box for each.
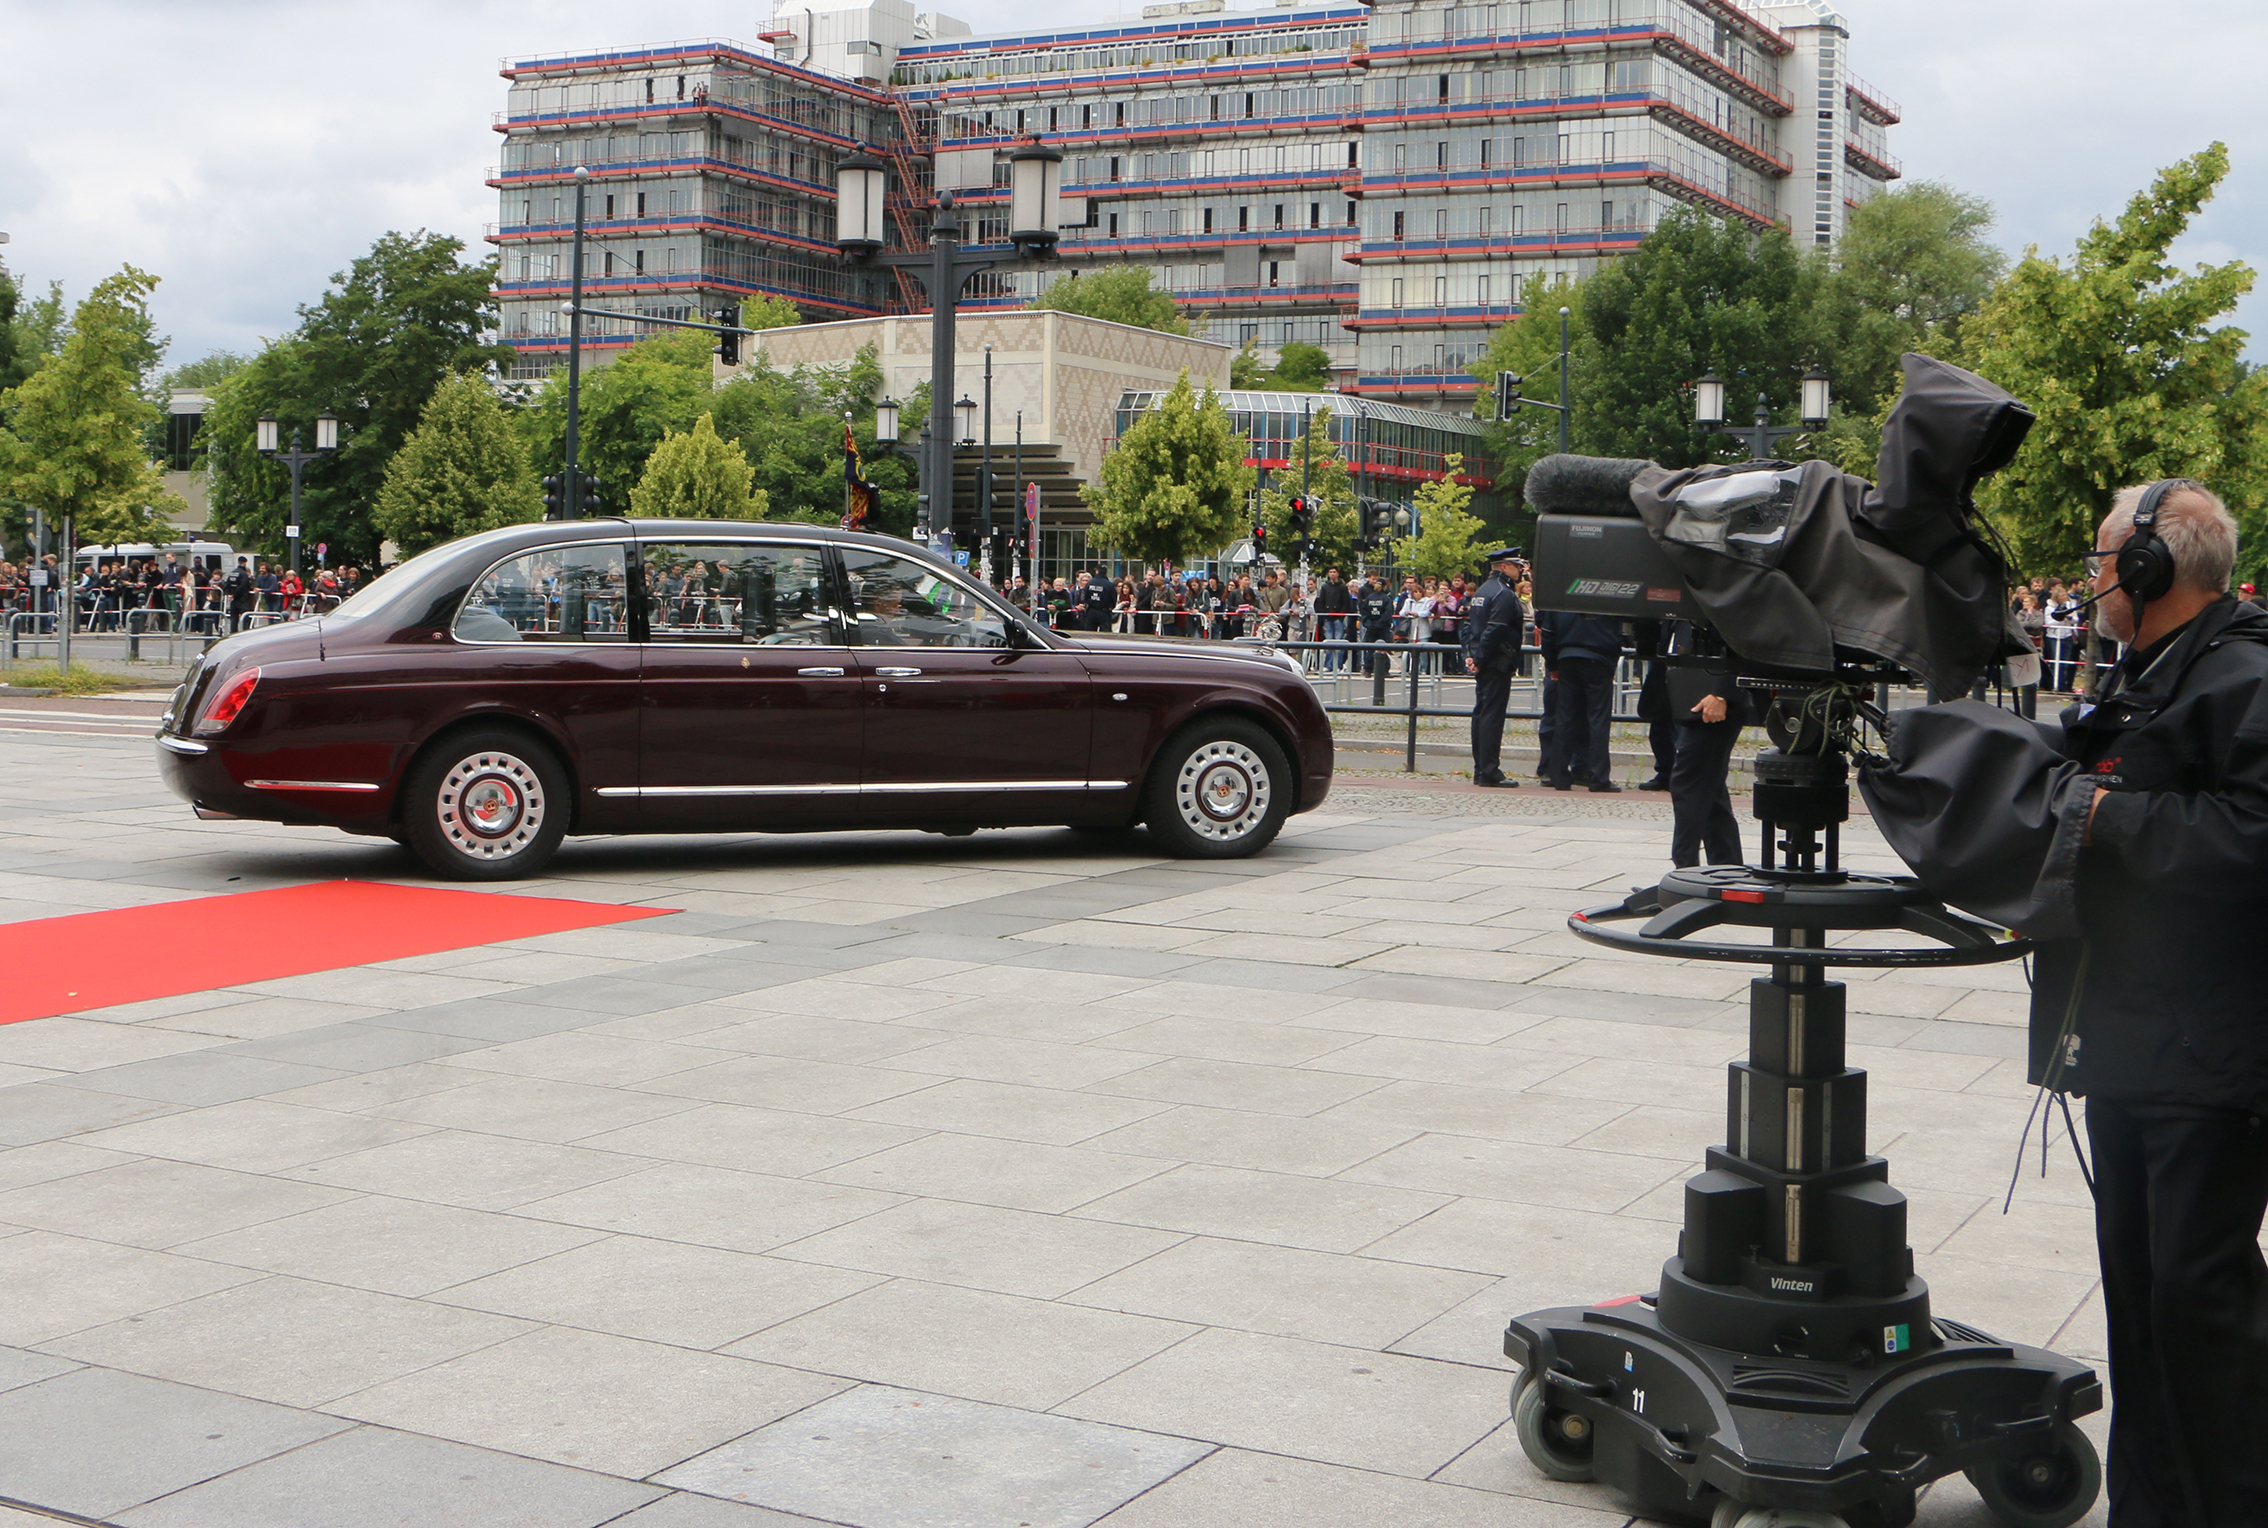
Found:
[841,420,877,531]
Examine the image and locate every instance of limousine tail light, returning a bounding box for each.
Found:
[193,667,262,735]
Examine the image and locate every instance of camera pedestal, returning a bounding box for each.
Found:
[1503,751,2101,1528]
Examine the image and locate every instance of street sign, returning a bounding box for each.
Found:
[28,570,48,587]
[954,550,970,567]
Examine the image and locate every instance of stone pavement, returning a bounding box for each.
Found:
[0,707,2105,1527]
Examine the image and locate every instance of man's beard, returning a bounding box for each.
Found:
[2093,600,2131,644]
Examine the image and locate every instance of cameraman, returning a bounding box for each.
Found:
[2045,480,2268,1527]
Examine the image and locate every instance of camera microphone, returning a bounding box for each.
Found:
[1525,454,1653,517]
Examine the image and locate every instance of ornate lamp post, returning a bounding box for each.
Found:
[835,139,1062,548]
[256,411,339,576]
[1695,367,1832,461]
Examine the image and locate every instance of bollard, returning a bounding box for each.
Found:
[1371,645,1388,706]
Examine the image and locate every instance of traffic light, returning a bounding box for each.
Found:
[579,473,605,516]
[1494,371,1522,420]
[1287,494,1311,535]
[541,474,565,520]
[713,306,742,366]
[1252,522,1267,555]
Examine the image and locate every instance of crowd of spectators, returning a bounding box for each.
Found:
[0,552,366,635]
[995,563,1541,675]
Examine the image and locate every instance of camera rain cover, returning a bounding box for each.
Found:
[1661,469,1803,568]
[1627,355,2035,697]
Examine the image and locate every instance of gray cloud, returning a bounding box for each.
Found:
[2,0,2258,369]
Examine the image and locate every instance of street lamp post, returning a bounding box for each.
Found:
[835,141,1062,550]
[256,411,340,579]
[1694,367,1832,461]
[979,343,995,585]
[564,165,591,516]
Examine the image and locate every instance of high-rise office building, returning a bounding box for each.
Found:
[488,0,1899,409]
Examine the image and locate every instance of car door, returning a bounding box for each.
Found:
[445,538,642,830]
[834,546,1098,822]
[632,537,864,831]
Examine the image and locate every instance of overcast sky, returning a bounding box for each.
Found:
[1,0,2260,371]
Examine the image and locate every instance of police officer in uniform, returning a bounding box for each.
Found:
[1462,548,1526,787]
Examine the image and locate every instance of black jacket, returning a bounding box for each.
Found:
[1315,579,1353,615]
[1867,599,2268,1108]
[2038,598,2268,1107]
[1538,610,1623,666]
[1462,572,1525,672]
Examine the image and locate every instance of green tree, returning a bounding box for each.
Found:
[1573,207,1823,469]
[1392,454,1488,581]
[1965,143,2266,580]
[1083,370,1252,566]
[710,342,912,530]
[0,267,185,548]
[1028,266,1192,334]
[738,293,804,333]
[1827,182,2007,414]
[161,352,254,391]
[207,231,509,565]
[1255,402,1359,570]
[630,413,768,519]
[371,370,544,555]
[523,329,712,508]
[0,262,42,396]
[1269,342,1332,391]
[1469,272,1587,517]
[1230,339,1267,389]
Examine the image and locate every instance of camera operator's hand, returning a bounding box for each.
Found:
[1465,657,1477,674]
[1692,694,1728,725]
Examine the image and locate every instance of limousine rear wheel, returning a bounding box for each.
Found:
[1143,718,1292,859]
[401,728,568,881]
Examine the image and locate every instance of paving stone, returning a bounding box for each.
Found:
[0,1345,78,1394]
[44,1050,351,1108]
[332,1325,851,1478]
[434,1235,882,1349]
[656,1384,1214,1528]
[47,1276,534,1408]
[0,1156,355,1250]
[1090,1446,1623,1527]
[175,1194,606,1297]
[726,1279,1195,1410]
[774,1198,1184,1299]
[0,1367,349,1519]
[1059,1327,1507,1477]
[112,1424,664,1528]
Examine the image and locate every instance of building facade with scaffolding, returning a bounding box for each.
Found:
[490,0,1898,408]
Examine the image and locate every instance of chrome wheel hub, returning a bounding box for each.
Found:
[437,750,544,859]
[1175,740,1270,841]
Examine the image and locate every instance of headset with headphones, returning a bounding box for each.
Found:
[2111,477,2196,611]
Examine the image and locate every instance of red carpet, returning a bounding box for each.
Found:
[0,881,674,1025]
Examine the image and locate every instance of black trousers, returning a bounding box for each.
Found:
[1536,673,1559,778]
[2087,1096,2268,1527]
[1669,719,1744,867]
[1470,665,1512,782]
[1548,657,1615,785]
[1640,662,1676,778]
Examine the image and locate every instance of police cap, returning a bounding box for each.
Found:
[1483,546,1524,565]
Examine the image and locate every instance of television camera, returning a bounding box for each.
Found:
[1502,356,2101,1528]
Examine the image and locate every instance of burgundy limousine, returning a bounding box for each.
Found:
[154,521,1333,879]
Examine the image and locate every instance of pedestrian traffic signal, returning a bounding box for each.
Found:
[1252,523,1267,554]
[541,474,564,520]
[714,306,742,366]
[1287,494,1312,534]
[1357,497,1393,549]
[579,473,605,516]
[1495,372,1522,420]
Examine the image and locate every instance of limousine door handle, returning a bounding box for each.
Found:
[796,666,847,678]
[874,666,923,678]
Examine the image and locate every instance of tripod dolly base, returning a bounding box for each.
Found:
[1504,1292,2101,1528]
[1503,751,2102,1528]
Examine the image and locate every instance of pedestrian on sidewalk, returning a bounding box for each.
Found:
[1537,608,1623,792]
[1663,619,1748,866]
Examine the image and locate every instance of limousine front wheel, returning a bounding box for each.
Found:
[1143,718,1291,859]
[402,728,568,881]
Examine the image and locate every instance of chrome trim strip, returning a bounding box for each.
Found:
[157,736,210,756]
[593,779,1130,799]
[246,779,383,793]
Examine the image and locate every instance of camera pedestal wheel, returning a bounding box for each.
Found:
[1503,747,2101,1528]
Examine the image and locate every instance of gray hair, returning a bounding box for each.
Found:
[2102,480,2239,595]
